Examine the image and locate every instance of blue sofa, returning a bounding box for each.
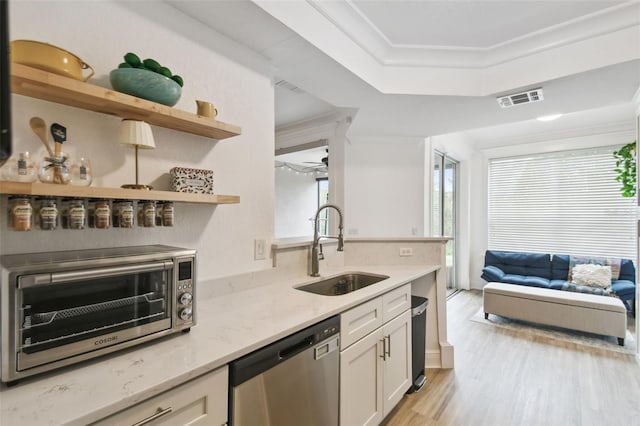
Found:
[481,250,636,311]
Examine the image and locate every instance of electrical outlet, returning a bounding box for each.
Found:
[254,239,266,260]
[399,247,413,257]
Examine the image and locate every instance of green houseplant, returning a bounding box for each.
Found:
[613,141,637,197]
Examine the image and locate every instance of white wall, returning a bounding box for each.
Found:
[274,167,317,237]
[2,1,275,281]
[344,136,425,237]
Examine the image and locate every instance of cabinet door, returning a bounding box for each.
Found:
[340,328,384,426]
[92,366,228,426]
[382,283,411,323]
[382,309,412,417]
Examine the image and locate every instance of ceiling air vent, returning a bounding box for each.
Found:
[275,79,305,94]
[496,88,544,109]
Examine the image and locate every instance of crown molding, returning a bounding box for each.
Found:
[314,0,640,68]
[275,109,355,150]
[255,0,640,96]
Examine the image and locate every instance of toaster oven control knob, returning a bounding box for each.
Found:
[179,292,193,306]
[179,307,193,321]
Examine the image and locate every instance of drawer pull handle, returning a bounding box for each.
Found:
[132,406,173,426]
[379,338,386,361]
[385,335,391,358]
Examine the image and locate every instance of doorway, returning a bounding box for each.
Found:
[432,151,458,296]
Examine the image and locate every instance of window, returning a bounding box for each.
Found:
[488,146,636,259]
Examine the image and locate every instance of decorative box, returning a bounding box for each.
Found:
[170,167,214,194]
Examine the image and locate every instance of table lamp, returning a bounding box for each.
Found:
[119,119,155,190]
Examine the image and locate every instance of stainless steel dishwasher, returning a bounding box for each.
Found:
[229,315,340,426]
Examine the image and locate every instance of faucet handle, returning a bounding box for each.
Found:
[318,243,325,260]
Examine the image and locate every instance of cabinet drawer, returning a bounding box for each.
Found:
[341,297,384,349]
[382,283,411,323]
[92,366,228,426]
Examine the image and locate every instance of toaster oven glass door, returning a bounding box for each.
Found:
[16,261,173,371]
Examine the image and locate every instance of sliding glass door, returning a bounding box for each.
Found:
[433,152,458,291]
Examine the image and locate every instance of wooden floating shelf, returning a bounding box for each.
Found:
[11,63,242,140]
[0,182,240,205]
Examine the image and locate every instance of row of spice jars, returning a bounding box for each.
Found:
[8,196,175,231]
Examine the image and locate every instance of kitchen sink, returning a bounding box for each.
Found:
[295,272,390,296]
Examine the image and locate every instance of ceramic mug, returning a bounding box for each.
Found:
[196,100,218,119]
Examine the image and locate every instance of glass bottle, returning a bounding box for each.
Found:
[38,152,71,184]
[66,198,86,230]
[9,196,33,231]
[93,199,111,229]
[70,157,92,187]
[3,152,37,182]
[141,201,156,227]
[37,197,58,230]
[115,200,134,228]
[161,201,174,226]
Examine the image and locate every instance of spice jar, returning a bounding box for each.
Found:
[93,199,111,229]
[114,200,134,228]
[155,202,164,226]
[63,198,86,230]
[37,197,58,230]
[141,201,156,227]
[161,201,174,226]
[9,196,32,231]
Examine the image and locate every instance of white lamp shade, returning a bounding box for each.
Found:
[119,120,156,149]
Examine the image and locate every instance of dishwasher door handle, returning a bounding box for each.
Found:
[279,336,314,359]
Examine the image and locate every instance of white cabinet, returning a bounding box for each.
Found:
[92,366,228,426]
[340,284,412,426]
[381,310,412,413]
[341,296,383,349]
[382,284,411,323]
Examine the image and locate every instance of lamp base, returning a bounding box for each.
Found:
[121,184,153,190]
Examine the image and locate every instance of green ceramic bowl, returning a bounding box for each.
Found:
[110,68,181,106]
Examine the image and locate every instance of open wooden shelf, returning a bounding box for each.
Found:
[0,182,240,205]
[11,63,242,140]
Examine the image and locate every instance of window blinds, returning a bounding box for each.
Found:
[488,147,637,259]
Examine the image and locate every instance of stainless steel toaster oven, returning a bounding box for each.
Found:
[0,245,196,384]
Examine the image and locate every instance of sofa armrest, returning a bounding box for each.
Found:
[481,265,506,282]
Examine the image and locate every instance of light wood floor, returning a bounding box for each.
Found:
[383,290,640,426]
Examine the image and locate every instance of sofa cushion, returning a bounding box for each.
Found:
[552,254,636,283]
[481,265,505,283]
[619,259,636,282]
[611,280,636,300]
[550,254,570,280]
[560,281,613,296]
[571,264,612,288]
[549,279,567,290]
[484,250,552,280]
[501,274,551,288]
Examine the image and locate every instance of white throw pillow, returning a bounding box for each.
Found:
[571,264,612,288]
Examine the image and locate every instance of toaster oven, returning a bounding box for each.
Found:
[0,245,196,384]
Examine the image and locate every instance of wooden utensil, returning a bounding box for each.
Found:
[29,117,54,156]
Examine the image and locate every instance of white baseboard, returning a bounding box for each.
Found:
[425,350,441,368]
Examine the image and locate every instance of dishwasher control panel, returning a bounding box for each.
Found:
[317,323,339,341]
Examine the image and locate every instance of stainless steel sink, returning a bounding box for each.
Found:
[295,272,390,296]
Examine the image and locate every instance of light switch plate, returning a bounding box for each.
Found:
[254,239,266,260]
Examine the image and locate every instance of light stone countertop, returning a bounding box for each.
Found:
[0,264,439,426]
